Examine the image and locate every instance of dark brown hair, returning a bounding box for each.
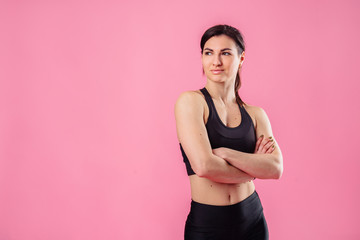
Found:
[200,24,246,107]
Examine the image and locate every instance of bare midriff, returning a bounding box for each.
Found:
[189,174,255,206]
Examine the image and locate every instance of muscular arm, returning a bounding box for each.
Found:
[222,149,282,179]
[199,154,255,184]
[220,106,283,179]
[175,91,255,184]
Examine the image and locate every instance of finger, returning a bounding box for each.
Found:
[258,137,272,153]
[262,140,274,153]
[254,135,264,153]
[265,144,275,154]
[262,139,275,154]
[257,137,267,152]
[264,140,274,148]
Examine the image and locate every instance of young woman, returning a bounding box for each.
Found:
[174,24,283,240]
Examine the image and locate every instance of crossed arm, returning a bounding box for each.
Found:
[175,91,283,184]
[212,107,283,180]
[213,144,282,180]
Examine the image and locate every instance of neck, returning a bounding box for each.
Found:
[205,81,236,105]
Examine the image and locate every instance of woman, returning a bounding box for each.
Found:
[174,24,283,240]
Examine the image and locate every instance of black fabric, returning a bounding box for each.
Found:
[184,190,269,240]
[180,87,257,175]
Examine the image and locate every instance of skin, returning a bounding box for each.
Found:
[175,34,283,205]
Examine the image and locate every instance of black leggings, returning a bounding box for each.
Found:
[184,190,269,240]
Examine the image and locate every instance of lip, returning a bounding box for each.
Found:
[211,70,224,74]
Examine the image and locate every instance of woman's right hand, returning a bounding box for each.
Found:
[254,135,275,154]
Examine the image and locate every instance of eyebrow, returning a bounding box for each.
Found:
[204,48,233,51]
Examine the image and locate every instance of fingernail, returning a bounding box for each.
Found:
[269,136,273,139]
[260,134,264,138]
[272,145,275,148]
[270,139,273,142]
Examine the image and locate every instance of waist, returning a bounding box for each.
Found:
[189,175,256,205]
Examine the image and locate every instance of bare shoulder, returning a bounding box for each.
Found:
[243,103,275,139]
[174,89,205,111]
[242,103,267,129]
[243,103,266,116]
[174,89,213,175]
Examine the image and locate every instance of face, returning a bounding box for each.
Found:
[202,34,245,83]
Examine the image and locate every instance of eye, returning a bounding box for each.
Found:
[204,51,212,55]
[223,52,231,55]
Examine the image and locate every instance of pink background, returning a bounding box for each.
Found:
[1,0,359,239]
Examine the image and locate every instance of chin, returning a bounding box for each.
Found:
[210,80,226,84]
[209,76,225,82]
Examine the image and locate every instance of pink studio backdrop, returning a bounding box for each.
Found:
[1,1,359,239]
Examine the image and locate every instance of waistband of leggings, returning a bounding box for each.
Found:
[188,190,263,227]
[191,190,259,209]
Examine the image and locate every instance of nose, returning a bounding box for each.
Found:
[212,54,222,66]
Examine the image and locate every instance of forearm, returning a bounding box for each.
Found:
[223,148,282,179]
[199,154,255,184]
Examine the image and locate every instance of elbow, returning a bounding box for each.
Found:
[196,169,207,178]
[273,165,283,179]
[195,163,209,178]
[272,159,283,180]
[194,153,221,178]
[194,158,211,178]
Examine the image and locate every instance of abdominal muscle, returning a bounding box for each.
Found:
[189,174,255,206]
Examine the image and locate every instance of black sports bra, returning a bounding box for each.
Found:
[179,87,257,176]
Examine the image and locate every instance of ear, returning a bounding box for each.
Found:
[239,51,245,67]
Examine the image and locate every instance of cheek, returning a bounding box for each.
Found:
[230,61,240,70]
[202,60,211,69]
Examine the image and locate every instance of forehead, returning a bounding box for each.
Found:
[204,34,237,50]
